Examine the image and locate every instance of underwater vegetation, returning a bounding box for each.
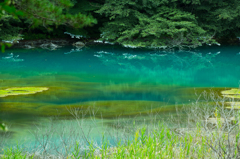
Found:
[0,72,232,118]
[221,88,240,109]
[1,93,240,158]
[0,87,48,97]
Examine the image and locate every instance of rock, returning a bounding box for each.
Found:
[40,43,49,48]
[49,43,59,49]
[73,41,85,47]
[24,45,35,49]
[40,43,60,50]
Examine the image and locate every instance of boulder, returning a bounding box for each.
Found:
[40,43,60,50]
[73,41,85,47]
[24,45,35,49]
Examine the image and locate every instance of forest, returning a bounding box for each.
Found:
[1,0,240,49]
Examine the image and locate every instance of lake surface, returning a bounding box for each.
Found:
[0,44,240,152]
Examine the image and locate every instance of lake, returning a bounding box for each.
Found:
[0,44,239,153]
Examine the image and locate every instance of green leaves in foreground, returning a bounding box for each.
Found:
[0,0,24,18]
[0,122,6,131]
[0,87,48,97]
[1,43,12,53]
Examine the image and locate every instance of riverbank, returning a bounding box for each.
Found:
[1,97,240,158]
[4,38,117,51]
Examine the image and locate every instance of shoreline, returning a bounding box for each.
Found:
[10,38,84,48]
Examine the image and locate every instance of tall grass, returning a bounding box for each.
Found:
[1,90,240,158]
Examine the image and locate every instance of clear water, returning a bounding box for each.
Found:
[0,44,240,151]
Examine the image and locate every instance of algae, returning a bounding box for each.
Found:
[221,88,240,99]
[0,87,48,97]
[220,89,240,108]
[222,89,240,95]
[0,100,168,117]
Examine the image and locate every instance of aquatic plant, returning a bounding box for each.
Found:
[1,91,240,158]
[0,87,48,97]
[222,88,240,99]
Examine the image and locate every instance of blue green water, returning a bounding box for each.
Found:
[0,44,240,150]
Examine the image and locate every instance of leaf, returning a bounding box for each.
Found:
[0,122,6,131]
[1,44,5,53]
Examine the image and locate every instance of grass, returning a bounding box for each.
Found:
[1,91,240,158]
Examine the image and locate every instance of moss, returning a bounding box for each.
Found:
[34,100,166,116]
[0,100,168,117]
[220,89,240,108]
[222,95,240,99]
[221,89,240,95]
[0,87,48,97]
[221,88,240,99]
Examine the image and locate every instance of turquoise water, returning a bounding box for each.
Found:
[0,44,240,151]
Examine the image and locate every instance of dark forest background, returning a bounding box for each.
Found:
[1,0,240,49]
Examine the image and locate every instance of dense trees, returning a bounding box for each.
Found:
[1,0,240,49]
[97,0,240,49]
[96,0,209,49]
[0,0,96,42]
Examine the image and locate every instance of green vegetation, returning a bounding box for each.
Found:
[1,0,240,49]
[0,86,48,131]
[96,0,240,48]
[0,87,48,97]
[1,93,240,158]
[0,0,97,51]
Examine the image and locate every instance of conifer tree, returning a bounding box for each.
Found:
[0,0,97,42]
[96,0,212,49]
[96,0,240,49]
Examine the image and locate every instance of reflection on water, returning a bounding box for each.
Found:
[0,45,240,149]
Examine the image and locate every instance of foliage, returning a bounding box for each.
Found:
[0,12,22,41]
[0,0,98,52]
[96,0,240,49]
[1,0,240,49]
[0,0,97,39]
[186,0,240,38]
[13,0,97,30]
[0,2,23,51]
[2,145,31,159]
[96,0,213,49]
[0,122,6,131]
